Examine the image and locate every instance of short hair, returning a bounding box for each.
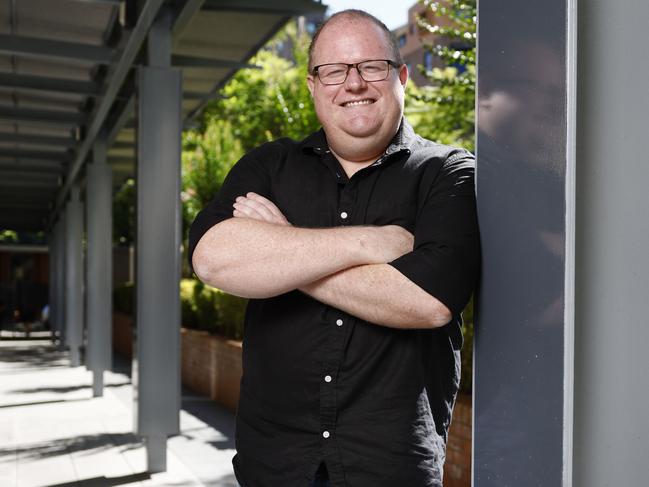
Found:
[308,9,405,73]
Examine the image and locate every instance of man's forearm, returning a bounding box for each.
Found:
[299,263,452,329]
[192,218,409,298]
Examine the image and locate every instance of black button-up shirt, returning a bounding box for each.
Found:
[189,120,480,487]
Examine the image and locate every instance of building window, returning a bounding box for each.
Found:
[424,51,434,71]
[398,34,407,48]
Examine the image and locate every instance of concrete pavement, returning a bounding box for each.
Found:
[0,339,238,487]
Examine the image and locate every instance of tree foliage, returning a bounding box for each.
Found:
[407,0,476,151]
[182,119,244,231]
[203,24,320,152]
[113,178,135,245]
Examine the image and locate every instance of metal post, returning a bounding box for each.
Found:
[133,8,181,473]
[65,185,84,366]
[55,214,66,348]
[86,135,113,396]
[48,222,57,342]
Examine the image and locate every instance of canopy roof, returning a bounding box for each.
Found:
[0,0,325,232]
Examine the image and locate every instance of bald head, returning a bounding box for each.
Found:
[308,10,404,72]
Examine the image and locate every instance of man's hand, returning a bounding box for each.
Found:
[233,192,414,263]
[361,225,414,264]
[233,192,291,226]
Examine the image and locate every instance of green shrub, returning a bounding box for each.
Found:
[459,297,474,395]
[113,279,246,340]
[179,278,247,339]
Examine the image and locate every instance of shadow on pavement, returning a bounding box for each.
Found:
[7,382,131,395]
[0,432,144,461]
[0,396,91,409]
[44,472,151,487]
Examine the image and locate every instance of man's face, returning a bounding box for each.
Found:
[307,18,408,162]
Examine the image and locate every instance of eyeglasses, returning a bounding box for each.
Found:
[312,59,400,85]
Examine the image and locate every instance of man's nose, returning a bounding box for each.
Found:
[344,66,367,90]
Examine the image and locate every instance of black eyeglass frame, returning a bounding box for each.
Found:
[311,59,402,85]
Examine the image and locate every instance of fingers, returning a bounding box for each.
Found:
[232,192,290,226]
[233,197,275,222]
[245,192,290,224]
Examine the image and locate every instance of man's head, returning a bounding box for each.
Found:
[307,10,408,163]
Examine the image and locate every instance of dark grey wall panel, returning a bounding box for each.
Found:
[474,0,572,485]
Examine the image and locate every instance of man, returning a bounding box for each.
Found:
[189,10,480,487]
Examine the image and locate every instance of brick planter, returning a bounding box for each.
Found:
[112,311,471,483]
[112,311,134,358]
[112,312,242,412]
[180,327,242,412]
[444,393,472,487]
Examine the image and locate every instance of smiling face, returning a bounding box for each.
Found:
[307,16,408,163]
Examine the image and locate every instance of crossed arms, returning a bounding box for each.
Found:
[192,192,452,329]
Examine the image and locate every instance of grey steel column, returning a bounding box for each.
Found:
[55,214,66,348]
[65,185,84,366]
[48,223,58,342]
[573,0,649,485]
[474,0,575,485]
[133,9,181,473]
[86,136,113,396]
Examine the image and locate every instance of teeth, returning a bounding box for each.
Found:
[344,99,373,107]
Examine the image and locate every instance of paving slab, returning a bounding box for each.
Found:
[0,339,238,487]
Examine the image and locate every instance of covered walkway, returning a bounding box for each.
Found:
[0,338,237,487]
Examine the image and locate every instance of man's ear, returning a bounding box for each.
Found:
[399,64,409,87]
[307,75,315,97]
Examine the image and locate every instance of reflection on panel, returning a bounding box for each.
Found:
[475,0,568,485]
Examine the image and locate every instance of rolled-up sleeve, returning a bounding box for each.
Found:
[388,151,480,317]
[187,144,274,270]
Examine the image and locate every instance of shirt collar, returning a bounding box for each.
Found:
[302,117,415,158]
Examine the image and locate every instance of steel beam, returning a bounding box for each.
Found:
[171,0,206,43]
[0,72,101,95]
[0,202,51,210]
[112,140,135,150]
[0,179,59,189]
[202,0,326,15]
[0,106,88,125]
[106,94,135,147]
[0,171,60,182]
[52,0,166,220]
[171,54,258,69]
[0,34,116,63]
[0,132,76,147]
[185,15,287,122]
[0,161,65,173]
[0,147,70,162]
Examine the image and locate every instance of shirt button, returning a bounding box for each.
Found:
[336,319,343,326]
[324,375,332,383]
[323,431,330,439]
[340,211,348,219]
